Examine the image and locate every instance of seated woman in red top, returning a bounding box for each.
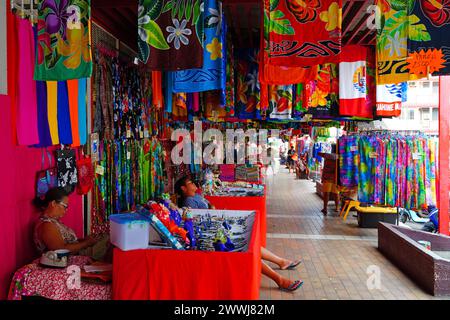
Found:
[33,187,110,261]
[176,176,303,292]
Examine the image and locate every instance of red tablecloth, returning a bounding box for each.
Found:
[112,211,261,300]
[205,190,267,247]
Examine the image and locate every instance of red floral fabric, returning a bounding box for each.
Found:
[8,256,111,300]
[267,0,342,67]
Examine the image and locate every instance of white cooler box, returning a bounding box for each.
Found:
[109,213,150,251]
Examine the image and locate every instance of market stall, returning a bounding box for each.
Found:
[112,209,261,300]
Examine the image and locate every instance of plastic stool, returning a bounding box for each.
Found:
[342,201,361,221]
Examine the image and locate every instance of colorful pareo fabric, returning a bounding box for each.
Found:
[35,0,92,81]
[171,0,226,93]
[138,0,204,70]
[338,135,359,188]
[376,0,423,84]
[225,28,235,117]
[266,0,342,67]
[268,85,293,120]
[304,63,339,118]
[376,82,407,117]
[407,0,450,76]
[235,49,260,120]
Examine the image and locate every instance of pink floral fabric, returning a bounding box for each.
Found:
[8,256,111,300]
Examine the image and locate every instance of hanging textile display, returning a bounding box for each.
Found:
[339,45,368,118]
[93,49,114,139]
[407,0,450,76]
[67,79,80,146]
[376,0,422,84]
[16,16,39,146]
[204,91,227,121]
[340,133,438,210]
[304,63,339,118]
[338,135,359,188]
[46,81,60,145]
[172,93,189,121]
[34,0,93,81]
[111,57,147,140]
[266,0,342,67]
[57,81,73,145]
[7,4,19,145]
[235,49,260,120]
[376,82,407,117]
[36,81,53,147]
[78,78,88,145]
[268,85,294,120]
[292,83,306,118]
[138,0,204,70]
[171,0,226,93]
[225,30,236,118]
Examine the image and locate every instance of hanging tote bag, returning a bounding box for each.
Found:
[76,148,94,195]
[36,149,58,199]
[56,146,78,194]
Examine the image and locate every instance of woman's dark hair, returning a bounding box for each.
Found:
[33,187,68,211]
[174,176,191,207]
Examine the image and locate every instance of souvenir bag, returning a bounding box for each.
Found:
[56,146,78,194]
[76,148,94,195]
[36,149,58,199]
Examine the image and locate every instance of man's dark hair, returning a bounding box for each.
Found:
[174,176,191,207]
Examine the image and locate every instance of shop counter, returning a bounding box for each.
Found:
[205,188,267,246]
[112,210,261,300]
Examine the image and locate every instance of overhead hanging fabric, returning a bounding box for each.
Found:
[16,16,39,146]
[47,81,60,145]
[268,85,293,120]
[78,78,88,145]
[67,79,81,147]
[407,0,450,76]
[35,81,53,147]
[376,83,407,117]
[304,63,339,119]
[339,45,373,119]
[376,0,421,84]
[266,0,342,67]
[171,0,226,93]
[57,81,73,145]
[235,49,260,120]
[34,0,93,81]
[138,0,204,70]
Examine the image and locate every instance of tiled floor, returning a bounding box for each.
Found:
[259,169,447,300]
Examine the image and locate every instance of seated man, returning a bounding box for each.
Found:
[175,176,303,292]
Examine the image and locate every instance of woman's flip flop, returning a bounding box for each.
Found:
[279,280,304,292]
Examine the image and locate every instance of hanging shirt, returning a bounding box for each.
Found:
[184,194,211,209]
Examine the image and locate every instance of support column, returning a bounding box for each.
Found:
[439,76,450,235]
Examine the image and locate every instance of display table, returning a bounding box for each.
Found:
[112,210,261,300]
[8,256,112,300]
[205,188,267,247]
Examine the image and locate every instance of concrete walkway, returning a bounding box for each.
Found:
[259,169,446,300]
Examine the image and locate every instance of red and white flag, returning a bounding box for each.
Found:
[339,45,369,117]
